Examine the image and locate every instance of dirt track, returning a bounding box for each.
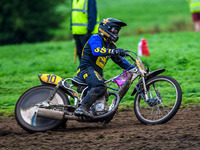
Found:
[0,106,200,150]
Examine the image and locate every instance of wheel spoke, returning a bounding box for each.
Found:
[134,75,182,124]
[15,85,69,132]
[161,103,170,115]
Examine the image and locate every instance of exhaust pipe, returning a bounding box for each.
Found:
[37,108,64,120]
[37,108,79,120]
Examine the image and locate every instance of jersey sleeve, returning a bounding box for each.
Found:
[111,55,135,70]
[88,35,112,56]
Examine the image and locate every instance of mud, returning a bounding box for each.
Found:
[0,106,200,150]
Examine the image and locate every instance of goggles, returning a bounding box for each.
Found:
[110,27,120,34]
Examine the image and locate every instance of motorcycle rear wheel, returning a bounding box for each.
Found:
[15,85,69,132]
[134,75,182,124]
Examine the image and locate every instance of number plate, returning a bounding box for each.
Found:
[39,74,63,85]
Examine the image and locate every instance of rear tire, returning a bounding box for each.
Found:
[15,85,69,132]
[134,75,182,124]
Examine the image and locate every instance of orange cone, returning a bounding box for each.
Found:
[138,38,150,57]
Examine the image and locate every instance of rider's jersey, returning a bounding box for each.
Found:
[77,33,133,76]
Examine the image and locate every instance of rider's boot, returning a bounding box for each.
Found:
[74,92,96,118]
[74,85,107,118]
[74,104,93,118]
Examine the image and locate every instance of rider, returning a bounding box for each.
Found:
[74,18,135,118]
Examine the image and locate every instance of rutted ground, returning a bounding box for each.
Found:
[0,106,200,150]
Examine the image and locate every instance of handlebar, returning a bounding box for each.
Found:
[125,50,149,73]
[124,50,136,62]
[126,53,136,62]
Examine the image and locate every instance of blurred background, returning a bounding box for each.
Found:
[0,0,193,45]
[1,0,200,115]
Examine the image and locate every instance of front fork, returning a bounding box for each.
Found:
[141,76,149,102]
[141,76,162,106]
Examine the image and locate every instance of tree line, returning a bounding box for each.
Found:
[0,0,69,45]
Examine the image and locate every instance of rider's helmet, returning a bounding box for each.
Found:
[98,18,127,42]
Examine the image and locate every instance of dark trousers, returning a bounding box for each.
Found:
[77,67,107,109]
[73,34,91,60]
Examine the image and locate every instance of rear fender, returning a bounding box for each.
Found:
[38,74,74,98]
[39,74,63,85]
[131,69,165,96]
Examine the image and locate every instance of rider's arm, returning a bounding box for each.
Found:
[88,35,112,56]
[111,55,135,70]
[88,35,134,69]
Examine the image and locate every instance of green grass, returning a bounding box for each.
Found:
[0,31,200,116]
[1,0,199,116]
[56,0,193,40]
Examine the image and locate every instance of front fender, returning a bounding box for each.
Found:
[131,69,165,96]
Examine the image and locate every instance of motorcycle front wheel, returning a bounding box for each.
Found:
[15,85,69,132]
[134,75,182,124]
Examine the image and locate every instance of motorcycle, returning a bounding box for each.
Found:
[15,51,182,132]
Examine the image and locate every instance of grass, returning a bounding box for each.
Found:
[54,0,193,40]
[0,31,200,116]
[1,0,199,116]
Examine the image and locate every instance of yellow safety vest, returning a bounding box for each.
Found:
[71,0,99,35]
[188,0,200,13]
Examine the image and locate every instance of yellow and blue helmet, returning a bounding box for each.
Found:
[98,18,127,42]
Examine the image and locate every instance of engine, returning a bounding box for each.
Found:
[91,96,107,115]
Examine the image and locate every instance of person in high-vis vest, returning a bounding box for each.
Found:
[71,0,99,61]
[187,0,200,31]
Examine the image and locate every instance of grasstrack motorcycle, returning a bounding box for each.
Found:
[15,51,182,132]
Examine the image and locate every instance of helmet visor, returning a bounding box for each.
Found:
[110,27,120,34]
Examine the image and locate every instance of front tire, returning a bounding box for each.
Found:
[134,75,182,124]
[15,85,69,132]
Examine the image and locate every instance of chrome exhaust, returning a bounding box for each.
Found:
[37,108,64,120]
[37,108,79,120]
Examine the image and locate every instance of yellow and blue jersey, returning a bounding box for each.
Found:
[77,34,134,76]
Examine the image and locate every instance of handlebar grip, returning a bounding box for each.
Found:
[125,52,130,56]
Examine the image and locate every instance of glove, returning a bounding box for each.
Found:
[110,48,126,57]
